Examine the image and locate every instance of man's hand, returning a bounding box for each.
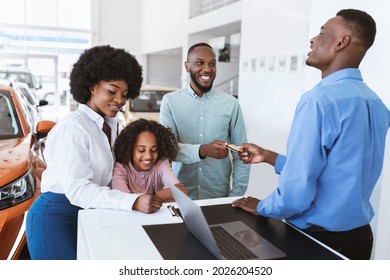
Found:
[232,196,260,215]
[199,140,229,159]
[238,144,278,166]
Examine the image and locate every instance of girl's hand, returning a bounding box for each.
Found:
[157,183,189,202]
[156,188,174,202]
[174,183,188,195]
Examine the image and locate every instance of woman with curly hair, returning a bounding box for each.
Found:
[26,45,162,260]
[112,118,188,201]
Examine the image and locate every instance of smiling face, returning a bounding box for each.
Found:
[306,16,348,77]
[132,131,158,172]
[185,46,216,96]
[87,80,128,117]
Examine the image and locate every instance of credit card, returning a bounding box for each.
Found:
[226,143,241,152]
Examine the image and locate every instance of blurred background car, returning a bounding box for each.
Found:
[0,80,55,260]
[0,67,61,106]
[13,82,49,109]
[118,84,177,131]
[0,66,41,93]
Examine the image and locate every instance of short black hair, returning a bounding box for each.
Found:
[114,118,179,164]
[69,45,143,104]
[187,42,213,60]
[337,9,376,49]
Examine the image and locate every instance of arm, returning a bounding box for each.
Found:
[156,159,188,201]
[111,162,162,213]
[238,144,278,165]
[46,121,138,211]
[157,183,188,202]
[239,144,286,174]
[257,95,330,220]
[132,194,162,213]
[160,95,203,164]
[232,196,260,215]
[111,162,131,193]
[199,140,229,159]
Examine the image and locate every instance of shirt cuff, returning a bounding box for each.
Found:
[118,193,140,211]
[256,199,264,215]
[274,154,286,174]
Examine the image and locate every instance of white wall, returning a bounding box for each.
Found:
[187,1,243,35]
[140,0,189,54]
[92,0,142,61]
[239,0,311,199]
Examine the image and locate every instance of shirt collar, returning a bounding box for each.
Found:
[78,104,118,130]
[185,85,215,99]
[316,68,363,88]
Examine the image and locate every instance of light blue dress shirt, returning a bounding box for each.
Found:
[160,86,250,199]
[258,68,390,231]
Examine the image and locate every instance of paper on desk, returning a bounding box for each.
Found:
[98,203,183,228]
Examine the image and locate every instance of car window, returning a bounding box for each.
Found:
[130,90,168,112]
[15,90,35,132]
[18,86,36,105]
[0,92,22,139]
[0,71,34,89]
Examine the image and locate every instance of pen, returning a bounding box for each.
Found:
[152,183,156,195]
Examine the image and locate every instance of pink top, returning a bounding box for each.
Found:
[111,158,179,194]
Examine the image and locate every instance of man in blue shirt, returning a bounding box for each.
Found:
[232,9,390,259]
[160,43,250,199]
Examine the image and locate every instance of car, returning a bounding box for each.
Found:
[35,76,56,105]
[13,82,49,109]
[118,84,177,131]
[0,67,41,92]
[0,81,55,260]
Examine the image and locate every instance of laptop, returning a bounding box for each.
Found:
[169,185,287,260]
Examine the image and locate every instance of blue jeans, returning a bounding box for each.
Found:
[26,192,82,260]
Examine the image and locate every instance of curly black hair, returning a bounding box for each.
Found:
[69,45,143,104]
[114,118,179,164]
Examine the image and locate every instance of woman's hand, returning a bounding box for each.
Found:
[132,193,162,213]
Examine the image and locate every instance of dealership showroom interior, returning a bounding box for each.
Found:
[1,0,390,263]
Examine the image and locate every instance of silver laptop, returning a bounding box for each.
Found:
[170,185,286,260]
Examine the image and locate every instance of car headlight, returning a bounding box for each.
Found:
[0,169,35,210]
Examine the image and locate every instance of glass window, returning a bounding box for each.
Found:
[0,0,91,54]
[14,89,35,132]
[130,90,170,112]
[0,92,21,139]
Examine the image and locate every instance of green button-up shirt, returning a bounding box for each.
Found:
[160,86,250,199]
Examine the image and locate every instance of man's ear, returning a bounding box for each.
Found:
[184,61,190,72]
[336,35,351,51]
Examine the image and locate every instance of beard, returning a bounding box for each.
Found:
[190,70,213,93]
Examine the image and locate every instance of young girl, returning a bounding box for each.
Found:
[112,118,188,201]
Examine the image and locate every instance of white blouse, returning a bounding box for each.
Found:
[40,104,138,210]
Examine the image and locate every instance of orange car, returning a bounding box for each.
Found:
[0,81,55,260]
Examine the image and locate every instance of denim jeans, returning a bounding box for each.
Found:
[26,192,82,260]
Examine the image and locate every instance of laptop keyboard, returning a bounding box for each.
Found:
[210,225,257,260]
